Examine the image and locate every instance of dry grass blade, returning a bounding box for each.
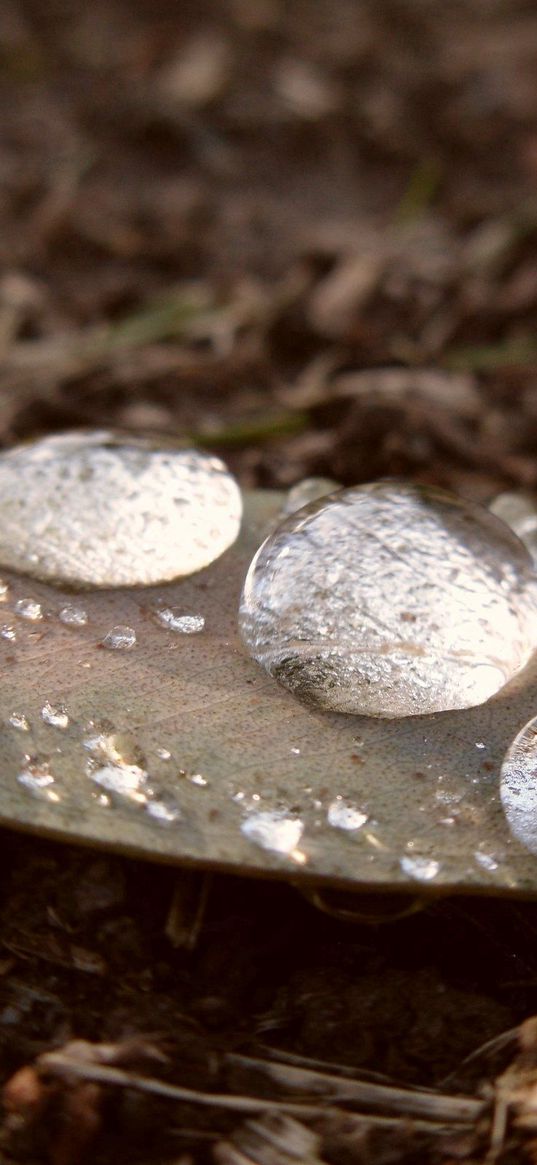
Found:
[224,1054,484,1125]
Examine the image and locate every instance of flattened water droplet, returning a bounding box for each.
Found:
[41,702,69,730]
[490,491,537,565]
[17,759,60,802]
[500,717,537,854]
[9,712,30,732]
[154,608,205,634]
[240,482,537,717]
[327,797,368,831]
[101,625,136,651]
[240,810,304,857]
[0,430,242,587]
[400,855,440,881]
[59,604,88,626]
[15,598,42,622]
[475,851,499,872]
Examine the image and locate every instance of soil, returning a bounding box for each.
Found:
[2,2,537,1162]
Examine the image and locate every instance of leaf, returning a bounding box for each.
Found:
[0,489,536,898]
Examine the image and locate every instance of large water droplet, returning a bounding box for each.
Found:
[239,481,537,717]
[9,712,30,732]
[0,430,242,587]
[500,717,537,854]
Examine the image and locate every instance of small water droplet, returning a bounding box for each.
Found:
[15,598,42,622]
[490,491,537,565]
[101,625,136,651]
[327,797,368,831]
[240,482,537,716]
[1,625,16,641]
[59,604,88,627]
[475,851,499,872]
[17,758,60,801]
[9,712,30,732]
[41,702,69,730]
[241,810,304,857]
[156,747,171,761]
[0,431,242,586]
[154,608,205,634]
[400,855,440,881]
[290,747,301,755]
[475,741,486,750]
[282,477,339,516]
[146,798,182,825]
[187,772,209,787]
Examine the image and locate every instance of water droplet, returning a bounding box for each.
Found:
[59,604,88,627]
[240,482,537,717]
[290,747,301,755]
[88,761,149,801]
[283,477,339,516]
[101,625,136,650]
[475,741,486,750]
[0,580,9,602]
[17,759,60,802]
[146,798,182,825]
[0,430,242,586]
[327,797,368,831]
[84,730,151,805]
[154,608,205,634]
[475,851,499,872]
[15,598,42,622]
[400,855,440,881]
[9,712,30,732]
[241,809,304,857]
[490,491,537,565]
[1,625,16,641]
[156,747,171,760]
[187,772,209,787]
[500,717,537,854]
[41,702,69,730]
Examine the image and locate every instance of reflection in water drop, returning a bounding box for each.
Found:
[41,702,69,730]
[101,626,136,651]
[15,598,43,622]
[154,608,205,634]
[400,855,440,882]
[17,759,60,802]
[282,477,340,516]
[0,430,242,586]
[240,481,537,717]
[500,717,537,854]
[241,809,304,859]
[327,797,368,831]
[490,491,537,565]
[59,604,88,626]
[9,712,30,732]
